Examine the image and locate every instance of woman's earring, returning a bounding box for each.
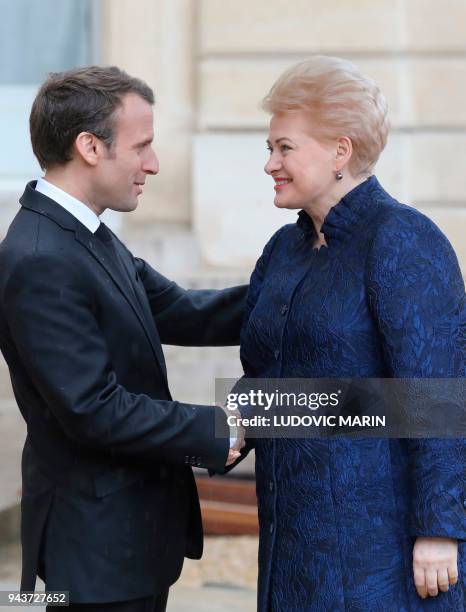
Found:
[335,171,343,181]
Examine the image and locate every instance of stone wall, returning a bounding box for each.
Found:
[3,1,465,267]
[194,0,466,269]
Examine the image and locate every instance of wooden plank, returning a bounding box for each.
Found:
[200,500,259,535]
[196,477,259,535]
[196,477,257,505]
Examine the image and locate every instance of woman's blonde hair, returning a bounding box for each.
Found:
[262,56,389,177]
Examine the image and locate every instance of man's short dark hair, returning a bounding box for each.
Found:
[30,65,155,170]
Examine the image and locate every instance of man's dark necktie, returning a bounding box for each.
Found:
[94,222,114,245]
[94,222,130,283]
[94,222,140,302]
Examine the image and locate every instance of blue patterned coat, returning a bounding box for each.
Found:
[240,176,466,611]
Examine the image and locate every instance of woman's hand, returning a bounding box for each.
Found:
[413,537,458,599]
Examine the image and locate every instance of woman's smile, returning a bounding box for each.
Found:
[273,177,292,191]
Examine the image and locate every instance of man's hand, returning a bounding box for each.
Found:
[413,536,458,599]
[226,448,241,466]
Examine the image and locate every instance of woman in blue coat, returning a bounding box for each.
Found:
[239,56,465,610]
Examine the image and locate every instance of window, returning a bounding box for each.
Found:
[0,0,99,181]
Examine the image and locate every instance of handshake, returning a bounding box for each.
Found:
[222,405,246,466]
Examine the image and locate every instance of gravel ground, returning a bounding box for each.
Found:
[179,535,258,589]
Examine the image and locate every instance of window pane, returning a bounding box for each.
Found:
[0,0,95,85]
[0,0,98,181]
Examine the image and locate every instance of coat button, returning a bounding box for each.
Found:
[274,349,280,360]
[269,481,274,492]
[463,498,466,509]
[280,304,288,315]
[270,522,274,534]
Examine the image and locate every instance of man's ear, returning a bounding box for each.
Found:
[335,136,353,172]
[74,132,103,167]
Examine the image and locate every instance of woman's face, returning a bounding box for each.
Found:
[265,112,337,210]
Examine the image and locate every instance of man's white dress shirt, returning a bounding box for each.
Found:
[35,177,101,233]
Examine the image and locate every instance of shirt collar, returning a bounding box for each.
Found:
[35,177,101,233]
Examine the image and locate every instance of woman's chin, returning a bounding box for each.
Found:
[274,197,299,210]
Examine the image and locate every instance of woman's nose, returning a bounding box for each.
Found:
[265,154,281,175]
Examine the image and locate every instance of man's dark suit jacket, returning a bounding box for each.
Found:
[0,182,246,604]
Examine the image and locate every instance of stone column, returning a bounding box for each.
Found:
[101,0,195,226]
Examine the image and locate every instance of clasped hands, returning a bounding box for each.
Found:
[222,406,245,466]
[413,536,458,599]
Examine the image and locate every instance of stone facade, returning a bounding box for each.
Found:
[194,0,466,269]
[3,1,465,268]
[1,3,465,508]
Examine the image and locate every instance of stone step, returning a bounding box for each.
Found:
[168,585,256,612]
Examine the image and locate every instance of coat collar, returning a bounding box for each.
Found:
[20,180,78,232]
[297,175,382,244]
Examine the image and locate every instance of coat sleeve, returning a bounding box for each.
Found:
[240,225,289,377]
[367,207,466,540]
[134,258,247,346]
[223,226,291,467]
[210,227,289,476]
[3,252,229,471]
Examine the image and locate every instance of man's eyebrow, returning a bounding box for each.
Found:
[133,137,153,148]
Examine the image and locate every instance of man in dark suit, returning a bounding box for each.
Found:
[0,66,246,611]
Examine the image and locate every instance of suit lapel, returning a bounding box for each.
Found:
[20,182,169,384]
[113,239,169,380]
[74,224,169,381]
